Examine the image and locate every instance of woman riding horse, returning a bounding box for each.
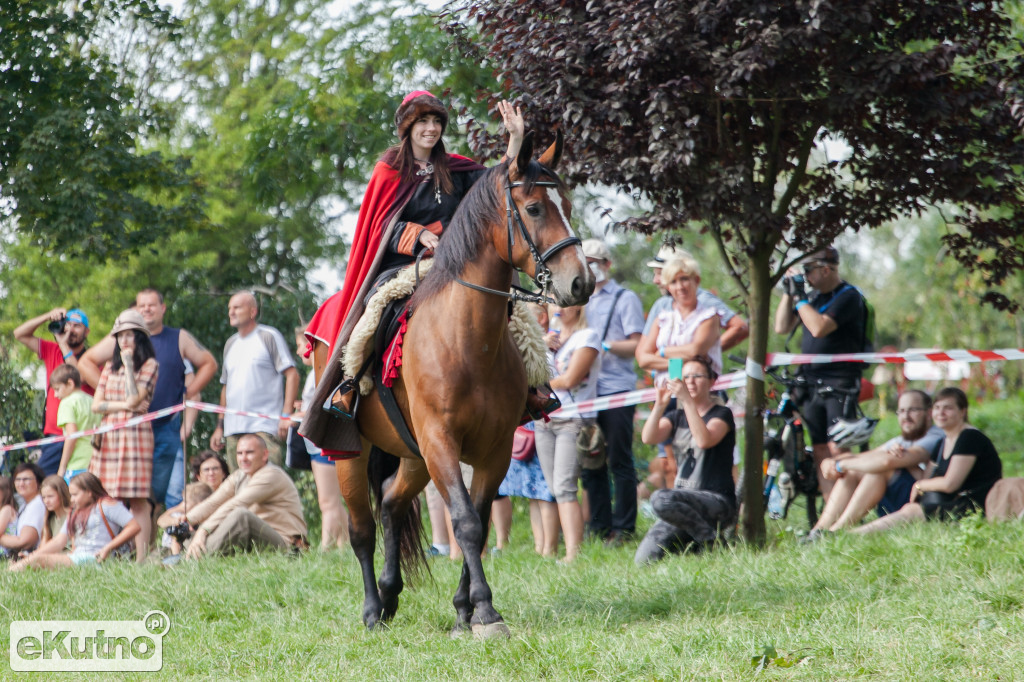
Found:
[303,117,593,634]
[303,92,539,458]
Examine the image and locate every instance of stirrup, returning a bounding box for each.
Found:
[323,379,359,421]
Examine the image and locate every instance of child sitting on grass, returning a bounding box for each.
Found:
[157,481,214,559]
[0,477,17,556]
[50,365,101,483]
[9,473,139,571]
[39,475,71,549]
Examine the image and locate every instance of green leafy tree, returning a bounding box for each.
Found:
[452,0,1024,543]
[0,0,204,259]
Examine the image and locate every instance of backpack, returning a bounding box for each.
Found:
[821,284,874,353]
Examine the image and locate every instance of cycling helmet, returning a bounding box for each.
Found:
[827,417,878,448]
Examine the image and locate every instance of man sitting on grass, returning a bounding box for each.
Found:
[184,434,307,559]
[802,390,943,542]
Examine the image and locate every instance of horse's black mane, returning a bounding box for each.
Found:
[409,158,564,308]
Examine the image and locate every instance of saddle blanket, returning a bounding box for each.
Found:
[341,261,551,395]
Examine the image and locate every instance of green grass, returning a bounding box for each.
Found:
[3,395,1021,680]
[4,513,1024,680]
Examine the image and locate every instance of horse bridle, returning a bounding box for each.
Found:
[456,176,581,304]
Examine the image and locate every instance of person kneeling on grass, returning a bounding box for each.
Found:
[184,434,308,559]
[853,387,1002,536]
[9,473,138,571]
[635,356,737,565]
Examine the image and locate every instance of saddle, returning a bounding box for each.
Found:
[371,297,421,458]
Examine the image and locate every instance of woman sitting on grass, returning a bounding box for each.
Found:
[9,473,139,571]
[854,387,1001,535]
[635,356,736,564]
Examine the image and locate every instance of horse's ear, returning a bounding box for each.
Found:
[509,131,535,182]
[537,130,563,170]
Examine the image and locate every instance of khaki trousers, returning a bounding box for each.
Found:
[205,508,290,555]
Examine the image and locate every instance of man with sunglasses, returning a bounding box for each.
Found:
[774,246,871,498]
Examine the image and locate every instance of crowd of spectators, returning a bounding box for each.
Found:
[2,237,1014,570]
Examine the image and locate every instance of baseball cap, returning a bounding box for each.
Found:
[66,309,89,329]
[807,246,840,264]
[646,244,695,269]
[581,239,611,261]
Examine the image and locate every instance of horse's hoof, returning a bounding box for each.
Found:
[449,624,471,639]
[472,622,510,640]
[366,618,390,632]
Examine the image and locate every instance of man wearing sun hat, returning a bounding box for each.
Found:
[13,307,94,474]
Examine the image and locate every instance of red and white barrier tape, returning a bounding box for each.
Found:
[765,348,1024,369]
[550,370,747,419]
[1,401,290,454]
[4,348,1021,451]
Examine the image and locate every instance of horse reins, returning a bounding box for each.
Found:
[456,177,581,304]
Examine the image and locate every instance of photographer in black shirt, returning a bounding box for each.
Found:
[774,246,870,499]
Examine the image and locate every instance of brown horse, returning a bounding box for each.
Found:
[317,131,592,635]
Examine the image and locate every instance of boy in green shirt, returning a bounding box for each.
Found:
[51,365,100,483]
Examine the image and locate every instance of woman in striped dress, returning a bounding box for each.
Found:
[90,309,159,562]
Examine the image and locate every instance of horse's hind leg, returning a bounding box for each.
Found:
[377,459,429,623]
[336,448,384,630]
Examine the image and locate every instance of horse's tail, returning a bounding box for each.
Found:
[367,445,430,581]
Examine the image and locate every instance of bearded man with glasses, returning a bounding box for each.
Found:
[801,390,944,542]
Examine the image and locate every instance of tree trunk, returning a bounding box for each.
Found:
[740,248,773,545]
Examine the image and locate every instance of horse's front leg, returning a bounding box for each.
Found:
[463,460,510,638]
[336,447,384,630]
[377,458,430,623]
[432,451,508,638]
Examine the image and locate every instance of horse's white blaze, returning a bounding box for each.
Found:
[546,186,587,270]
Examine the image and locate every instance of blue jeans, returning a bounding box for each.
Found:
[37,441,64,476]
[151,416,184,507]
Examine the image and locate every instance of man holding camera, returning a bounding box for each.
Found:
[774,246,870,498]
[13,308,93,475]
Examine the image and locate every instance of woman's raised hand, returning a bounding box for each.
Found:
[119,349,134,368]
[498,100,525,158]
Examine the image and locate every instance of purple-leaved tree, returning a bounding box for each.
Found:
[447,0,1024,542]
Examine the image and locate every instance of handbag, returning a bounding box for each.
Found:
[286,426,313,471]
[90,432,103,450]
[576,420,606,470]
[511,426,536,462]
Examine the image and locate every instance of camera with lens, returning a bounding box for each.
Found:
[47,317,67,335]
[166,520,193,543]
[781,274,806,298]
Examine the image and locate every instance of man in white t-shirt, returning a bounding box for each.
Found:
[210,292,299,471]
[803,390,944,541]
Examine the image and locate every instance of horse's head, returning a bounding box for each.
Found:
[503,131,594,306]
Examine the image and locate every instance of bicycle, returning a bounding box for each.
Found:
[737,360,876,528]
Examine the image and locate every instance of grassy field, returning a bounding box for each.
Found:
[2,395,1022,680]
